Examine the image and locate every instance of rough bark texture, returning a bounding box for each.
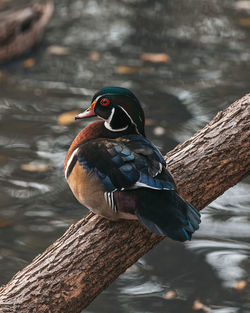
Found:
[0,0,53,64]
[166,94,250,209]
[0,95,249,313]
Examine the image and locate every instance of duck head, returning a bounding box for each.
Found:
[75,87,145,136]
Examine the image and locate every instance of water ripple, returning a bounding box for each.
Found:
[187,239,250,287]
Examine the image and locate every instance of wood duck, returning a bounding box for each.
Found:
[64,87,200,242]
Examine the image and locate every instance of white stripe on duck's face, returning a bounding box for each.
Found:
[103,105,139,133]
[104,107,129,132]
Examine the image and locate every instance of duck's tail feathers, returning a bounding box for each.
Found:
[135,191,201,242]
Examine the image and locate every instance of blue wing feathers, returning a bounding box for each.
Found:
[138,172,175,190]
[120,164,133,172]
[111,154,123,164]
[120,147,131,156]
[122,154,134,162]
[114,145,122,153]
[186,202,200,231]
[76,135,172,192]
[124,134,166,165]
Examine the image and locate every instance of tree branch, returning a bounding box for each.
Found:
[0,94,249,313]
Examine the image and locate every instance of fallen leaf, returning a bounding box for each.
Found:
[23,58,35,68]
[234,280,247,290]
[192,300,211,312]
[115,65,143,74]
[0,220,13,228]
[234,1,250,11]
[47,45,72,56]
[238,18,250,27]
[140,52,171,63]
[89,51,100,62]
[21,163,51,172]
[164,290,178,299]
[0,71,6,82]
[57,110,80,126]
[145,118,155,126]
[0,155,8,164]
[193,300,203,310]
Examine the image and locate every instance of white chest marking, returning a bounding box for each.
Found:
[65,147,79,179]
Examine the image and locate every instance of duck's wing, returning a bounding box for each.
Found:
[74,135,176,192]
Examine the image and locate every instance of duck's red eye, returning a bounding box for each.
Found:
[100,98,110,106]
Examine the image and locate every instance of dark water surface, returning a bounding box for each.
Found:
[0,0,250,312]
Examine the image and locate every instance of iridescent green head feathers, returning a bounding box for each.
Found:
[75,87,145,136]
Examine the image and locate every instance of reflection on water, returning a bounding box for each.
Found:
[0,0,250,312]
[187,238,249,287]
[198,183,250,239]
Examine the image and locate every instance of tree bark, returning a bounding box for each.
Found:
[0,94,249,313]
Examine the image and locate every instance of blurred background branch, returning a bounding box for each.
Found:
[0,0,53,64]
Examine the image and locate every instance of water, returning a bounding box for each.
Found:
[0,0,249,312]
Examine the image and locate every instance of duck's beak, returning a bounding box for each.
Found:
[75,101,97,120]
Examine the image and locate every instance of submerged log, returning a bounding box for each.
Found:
[0,94,249,313]
[0,0,54,64]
